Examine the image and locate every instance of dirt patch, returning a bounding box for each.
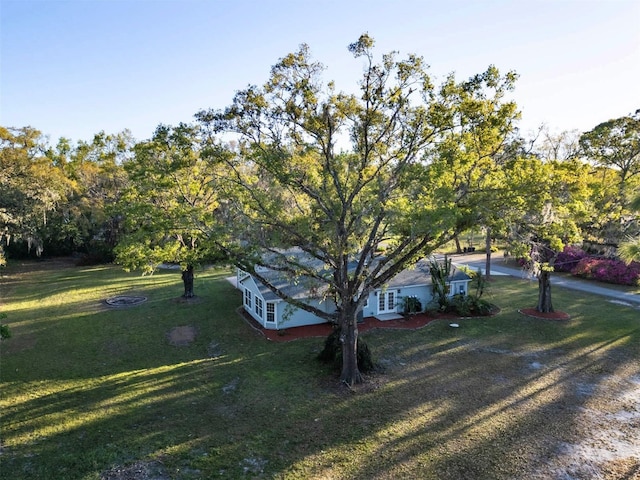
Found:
[101,460,168,480]
[532,370,640,479]
[167,325,197,346]
[0,333,37,355]
[105,295,147,307]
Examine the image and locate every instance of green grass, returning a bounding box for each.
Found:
[1,260,639,479]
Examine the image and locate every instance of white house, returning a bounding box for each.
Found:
[237,255,472,330]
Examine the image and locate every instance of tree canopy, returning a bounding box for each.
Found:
[0,127,71,262]
[114,123,227,297]
[2,36,638,384]
[578,111,640,251]
[196,34,521,384]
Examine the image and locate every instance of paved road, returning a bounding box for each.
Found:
[450,252,640,308]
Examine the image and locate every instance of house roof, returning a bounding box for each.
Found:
[242,253,471,301]
[242,267,328,302]
[386,259,470,288]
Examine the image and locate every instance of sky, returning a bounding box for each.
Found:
[1,0,639,145]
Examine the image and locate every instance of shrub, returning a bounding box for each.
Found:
[450,295,495,316]
[555,246,588,273]
[449,295,472,316]
[425,298,446,314]
[0,313,10,340]
[572,257,640,286]
[0,324,10,340]
[318,327,375,373]
[402,296,422,314]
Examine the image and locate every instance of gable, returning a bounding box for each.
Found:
[239,270,295,302]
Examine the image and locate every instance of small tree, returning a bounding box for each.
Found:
[468,267,487,300]
[504,158,588,313]
[429,257,452,310]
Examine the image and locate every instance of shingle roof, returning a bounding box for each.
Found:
[387,259,470,288]
[249,268,329,301]
[243,253,470,301]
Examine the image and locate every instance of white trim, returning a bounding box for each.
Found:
[244,288,252,309]
[255,296,263,318]
[266,302,276,325]
[389,282,429,289]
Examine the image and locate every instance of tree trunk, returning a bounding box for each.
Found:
[454,235,462,254]
[339,307,362,386]
[537,270,554,313]
[485,227,492,280]
[182,265,195,298]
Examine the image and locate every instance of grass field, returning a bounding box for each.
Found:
[1,259,639,479]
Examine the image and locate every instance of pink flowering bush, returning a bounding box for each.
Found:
[572,257,640,286]
[555,246,588,273]
[516,245,640,286]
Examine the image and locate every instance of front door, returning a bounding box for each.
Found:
[378,290,396,314]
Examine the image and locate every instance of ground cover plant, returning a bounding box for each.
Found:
[1,260,639,479]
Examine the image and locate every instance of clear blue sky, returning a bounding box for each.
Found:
[1,0,639,144]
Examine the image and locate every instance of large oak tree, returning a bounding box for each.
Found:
[197,35,520,385]
[115,123,227,298]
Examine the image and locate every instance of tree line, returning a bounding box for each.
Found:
[2,35,638,384]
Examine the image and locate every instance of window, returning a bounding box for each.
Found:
[244,289,252,308]
[255,297,263,318]
[266,302,275,323]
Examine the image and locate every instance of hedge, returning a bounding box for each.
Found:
[572,257,640,286]
[552,246,640,286]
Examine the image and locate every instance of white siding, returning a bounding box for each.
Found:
[274,298,334,330]
[239,276,266,327]
[239,268,471,329]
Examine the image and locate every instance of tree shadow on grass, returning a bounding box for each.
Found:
[2,266,639,479]
[273,325,639,479]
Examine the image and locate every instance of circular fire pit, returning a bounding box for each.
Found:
[105,295,147,307]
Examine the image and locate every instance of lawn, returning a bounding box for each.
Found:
[1,259,639,479]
